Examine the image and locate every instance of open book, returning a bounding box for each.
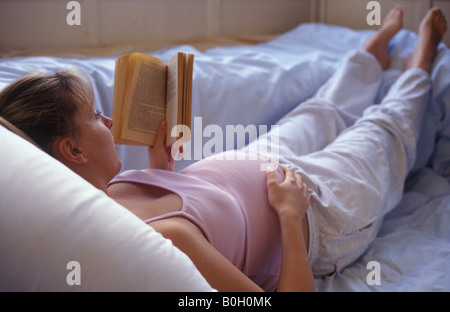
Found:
[111,52,194,146]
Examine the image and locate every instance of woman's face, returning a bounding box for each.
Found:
[73,105,122,186]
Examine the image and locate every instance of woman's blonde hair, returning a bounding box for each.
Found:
[0,68,95,154]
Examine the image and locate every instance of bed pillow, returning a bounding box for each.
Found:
[0,125,214,291]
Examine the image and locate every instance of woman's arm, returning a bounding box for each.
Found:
[152,167,315,292]
[266,167,316,292]
[151,217,264,292]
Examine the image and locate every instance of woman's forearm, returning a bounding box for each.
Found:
[276,211,315,292]
[265,167,314,291]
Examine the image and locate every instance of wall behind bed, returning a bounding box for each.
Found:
[1,0,449,51]
[0,0,314,49]
[319,0,450,46]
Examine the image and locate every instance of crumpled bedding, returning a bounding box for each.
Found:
[1,23,449,291]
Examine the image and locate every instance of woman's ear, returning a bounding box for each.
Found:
[54,137,88,165]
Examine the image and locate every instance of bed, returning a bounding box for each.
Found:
[1,23,449,291]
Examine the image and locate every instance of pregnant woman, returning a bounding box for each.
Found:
[0,7,446,291]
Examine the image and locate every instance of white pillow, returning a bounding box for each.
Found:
[0,125,215,291]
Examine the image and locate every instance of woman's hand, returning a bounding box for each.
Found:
[266,166,315,292]
[148,121,175,171]
[266,166,310,220]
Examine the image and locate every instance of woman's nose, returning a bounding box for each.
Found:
[102,115,113,129]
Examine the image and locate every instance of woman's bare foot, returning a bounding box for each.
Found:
[405,8,448,72]
[363,6,403,69]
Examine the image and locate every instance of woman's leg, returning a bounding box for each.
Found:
[310,7,447,217]
[247,8,403,159]
[312,6,404,126]
[303,8,447,276]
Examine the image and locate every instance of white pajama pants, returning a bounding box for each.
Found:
[247,50,431,277]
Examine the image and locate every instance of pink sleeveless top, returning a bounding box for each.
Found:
[109,150,284,291]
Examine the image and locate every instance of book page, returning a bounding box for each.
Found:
[112,54,134,142]
[121,56,167,145]
[166,53,183,146]
[183,53,194,130]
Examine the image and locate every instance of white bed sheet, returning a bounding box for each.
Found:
[1,23,449,291]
